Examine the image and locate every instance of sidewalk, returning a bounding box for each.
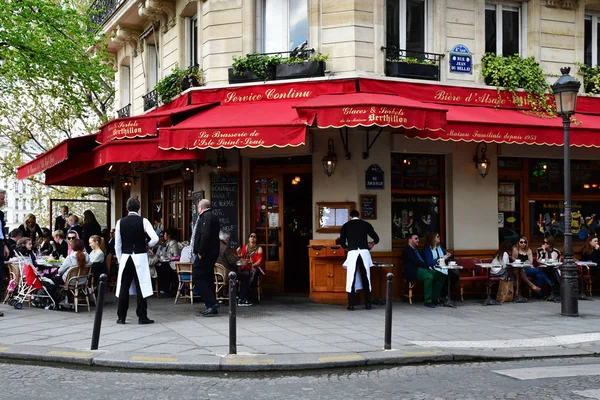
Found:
[1,295,600,371]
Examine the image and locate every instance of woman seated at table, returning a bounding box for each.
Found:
[88,235,107,289]
[511,236,545,297]
[491,240,514,280]
[18,213,43,249]
[537,236,561,285]
[50,230,68,259]
[53,238,90,287]
[39,228,54,256]
[14,237,38,268]
[66,231,80,255]
[580,234,600,278]
[236,232,264,306]
[423,232,460,299]
[155,228,182,297]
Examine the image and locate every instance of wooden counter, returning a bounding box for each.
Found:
[308,239,402,305]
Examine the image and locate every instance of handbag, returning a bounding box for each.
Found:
[496,280,514,303]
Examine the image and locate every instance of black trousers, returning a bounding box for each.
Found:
[193,255,217,308]
[117,256,147,320]
[348,255,371,306]
[156,262,173,293]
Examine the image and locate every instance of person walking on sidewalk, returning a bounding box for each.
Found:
[402,233,445,308]
[339,209,379,311]
[115,197,159,325]
[192,199,220,317]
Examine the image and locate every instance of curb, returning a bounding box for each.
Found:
[1,344,598,372]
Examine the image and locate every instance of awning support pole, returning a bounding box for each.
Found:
[363,127,384,159]
[338,128,351,160]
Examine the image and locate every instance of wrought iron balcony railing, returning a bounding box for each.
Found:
[143,90,158,111]
[116,104,131,119]
[381,46,445,81]
[90,0,124,28]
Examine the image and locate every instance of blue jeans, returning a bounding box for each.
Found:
[525,267,552,291]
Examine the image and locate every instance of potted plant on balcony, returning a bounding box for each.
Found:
[386,56,440,81]
[481,53,552,114]
[275,53,328,80]
[229,54,281,83]
[578,63,600,95]
[155,64,205,105]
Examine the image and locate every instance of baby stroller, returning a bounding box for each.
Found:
[8,255,56,310]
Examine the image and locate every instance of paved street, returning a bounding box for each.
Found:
[3,357,600,399]
[2,295,600,371]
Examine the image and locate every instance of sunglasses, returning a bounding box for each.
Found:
[67,237,76,240]
[249,235,256,238]
[543,241,549,244]
[519,241,527,244]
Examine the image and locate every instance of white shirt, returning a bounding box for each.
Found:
[114,212,159,260]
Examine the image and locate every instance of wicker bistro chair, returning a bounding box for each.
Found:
[174,262,194,305]
[59,265,93,313]
[214,263,229,303]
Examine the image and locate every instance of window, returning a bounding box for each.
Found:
[147,44,159,90]
[15,200,18,210]
[386,0,432,54]
[585,14,600,67]
[13,214,17,223]
[485,2,525,56]
[258,0,308,53]
[22,199,26,210]
[120,65,130,107]
[391,154,444,241]
[186,15,198,67]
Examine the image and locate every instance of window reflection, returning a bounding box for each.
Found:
[263,0,308,53]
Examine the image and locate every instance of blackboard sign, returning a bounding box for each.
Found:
[360,194,377,220]
[210,173,239,249]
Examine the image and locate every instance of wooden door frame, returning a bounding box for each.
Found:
[250,164,312,292]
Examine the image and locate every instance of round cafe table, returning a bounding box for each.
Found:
[476,263,501,306]
[372,261,394,306]
[507,262,532,303]
[437,263,462,308]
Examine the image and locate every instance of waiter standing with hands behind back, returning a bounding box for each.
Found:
[339,209,379,311]
[115,197,159,325]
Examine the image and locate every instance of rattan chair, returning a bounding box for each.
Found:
[59,265,93,313]
[174,262,194,305]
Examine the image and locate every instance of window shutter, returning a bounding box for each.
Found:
[121,66,130,107]
[148,45,158,89]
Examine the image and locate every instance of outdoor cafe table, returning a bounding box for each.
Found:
[437,263,462,308]
[476,263,500,306]
[537,260,596,301]
[507,262,532,303]
[372,261,394,306]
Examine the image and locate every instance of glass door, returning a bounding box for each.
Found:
[166,183,184,241]
[252,175,283,289]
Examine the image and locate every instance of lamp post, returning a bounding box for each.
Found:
[551,67,581,317]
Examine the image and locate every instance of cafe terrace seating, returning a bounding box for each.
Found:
[59,265,94,313]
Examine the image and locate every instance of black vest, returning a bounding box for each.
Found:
[120,214,146,254]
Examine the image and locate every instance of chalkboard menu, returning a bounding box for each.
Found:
[360,194,377,220]
[210,173,239,249]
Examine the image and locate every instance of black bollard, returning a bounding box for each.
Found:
[91,274,107,350]
[384,273,394,350]
[228,271,237,355]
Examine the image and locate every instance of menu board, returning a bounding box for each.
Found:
[360,194,377,220]
[210,173,239,249]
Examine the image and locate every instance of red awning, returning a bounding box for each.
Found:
[96,101,215,144]
[405,105,600,147]
[159,100,313,150]
[294,93,447,130]
[44,138,204,186]
[17,134,99,180]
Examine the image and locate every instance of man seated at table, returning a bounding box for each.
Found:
[217,230,239,273]
[402,233,445,308]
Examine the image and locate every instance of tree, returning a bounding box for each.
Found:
[0,0,115,226]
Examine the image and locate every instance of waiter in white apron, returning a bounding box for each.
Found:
[339,209,380,311]
[115,197,159,324]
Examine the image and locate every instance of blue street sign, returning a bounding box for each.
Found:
[365,164,384,190]
[449,44,472,74]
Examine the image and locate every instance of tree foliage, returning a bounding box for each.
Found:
[0,0,115,225]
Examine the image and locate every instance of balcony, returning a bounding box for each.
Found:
[90,0,125,28]
[381,47,444,82]
[143,90,158,111]
[116,104,131,118]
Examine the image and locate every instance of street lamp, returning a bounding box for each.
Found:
[551,67,581,317]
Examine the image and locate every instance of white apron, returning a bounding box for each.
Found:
[343,249,373,293]
[115,253,154,298]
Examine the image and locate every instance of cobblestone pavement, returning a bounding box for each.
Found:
[3,357,600,399]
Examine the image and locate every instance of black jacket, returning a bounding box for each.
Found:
[82,222,102,252]
[402,245,429,282]
[54,215,67,232]
[193,209,220,259]
[0,210,7,261]
[339,219,379,251]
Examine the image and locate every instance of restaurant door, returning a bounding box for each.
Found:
[251,157,312,293]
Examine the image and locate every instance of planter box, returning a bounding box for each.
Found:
[275,61,326,80]
[181,75,202,91]
[386,61,439,81]
[228,67,275,84]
